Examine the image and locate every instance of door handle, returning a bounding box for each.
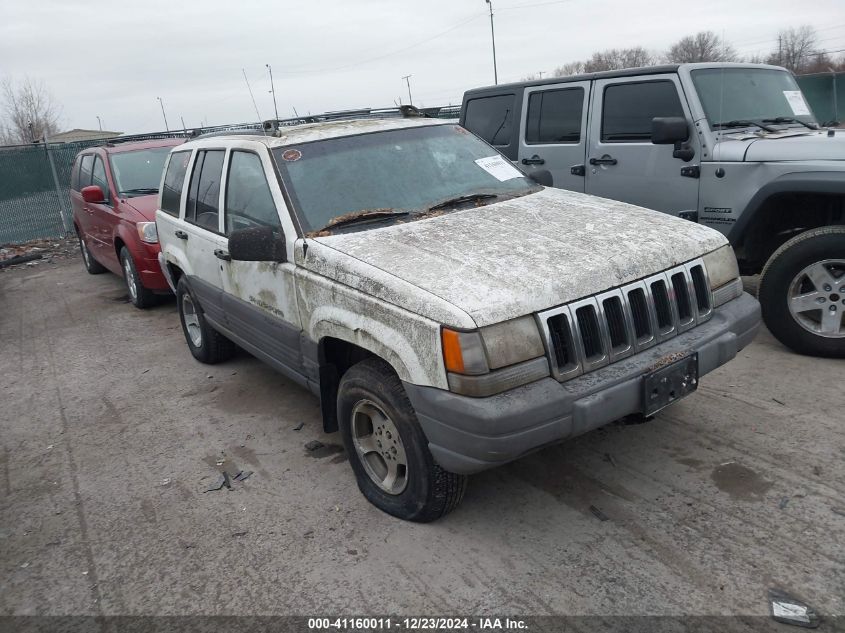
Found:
[589,156,618,166]
[570,164,585,177]
[84,207,93,214]
[521,155,545,165]
[174,230,188,240]
[214,249,232,261]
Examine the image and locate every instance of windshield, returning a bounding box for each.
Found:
[109,146,173,196]
[691,68,818,129]
[272,124,538,234]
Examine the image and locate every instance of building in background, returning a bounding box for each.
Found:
[47,128,122,143]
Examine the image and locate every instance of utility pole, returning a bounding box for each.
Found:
[485,0,498,85]
[266,64,279,121]
[538,71,544,79]
[96,116,102,131]
[156,97,170,131]
[402,75,413,105]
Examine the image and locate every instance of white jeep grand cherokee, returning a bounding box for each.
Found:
[156,114,760,522]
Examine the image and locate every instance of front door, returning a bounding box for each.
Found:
[517,80,590,192]
[217,147,304,378]
[585,75,700,215]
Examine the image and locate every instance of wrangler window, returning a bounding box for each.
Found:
[601,80,684,142]
[526,87,584,144]
[186,150,225,232]
[464,94,515,146]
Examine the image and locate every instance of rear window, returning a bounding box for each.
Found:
[601,80,684,142]
[464,94,515,146]
[525,87,584,144]
[186,150,225,232]
[160,150,191,216]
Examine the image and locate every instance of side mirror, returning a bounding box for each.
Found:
[527,169,553,187]
[651,117,689,145]
[228,225,286,262]
[81,185,105,204]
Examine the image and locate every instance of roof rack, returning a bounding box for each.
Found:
[261,104,459,134]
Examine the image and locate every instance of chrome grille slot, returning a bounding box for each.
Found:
[539,258,712,382]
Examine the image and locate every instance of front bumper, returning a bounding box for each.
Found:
[404,292,761,475]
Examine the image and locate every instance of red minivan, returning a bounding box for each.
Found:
[70,138,184,308]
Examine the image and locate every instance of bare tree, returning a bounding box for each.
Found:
[666,31,738,63]
[553,61,586,77]
[583,47,656,72]
[0,77,62,145]
[767,26,817,73]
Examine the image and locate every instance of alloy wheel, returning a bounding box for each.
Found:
[350,399,409,495]
[181,293,203,347]
[787,259,845,338]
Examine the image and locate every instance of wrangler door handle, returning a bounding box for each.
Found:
[214,249,231,261]
[589,156,618,166]
[174,230,188,240]
[521,155,545,165]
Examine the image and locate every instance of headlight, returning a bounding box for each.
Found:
[441,316,548,397]
[703,245,741,306]
[137,222,158,244]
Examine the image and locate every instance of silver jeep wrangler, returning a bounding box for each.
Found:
[461,62,845,358]
[156,113,759,521]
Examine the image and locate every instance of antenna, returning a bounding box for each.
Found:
[242,68,263,121]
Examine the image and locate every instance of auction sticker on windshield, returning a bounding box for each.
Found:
[783,91,811,116]
[475,155,522,181]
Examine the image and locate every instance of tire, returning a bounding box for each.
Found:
[120,247,157,309]
[337,358,467,522]
[77,231,106,274]
[175,277,235,364]
[758,225,845,358]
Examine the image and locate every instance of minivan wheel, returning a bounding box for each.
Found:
[77,233,106,274]
[337,358,467,522]
[119,247,157,309]
[759,225,845,358]
[175,277,235,364]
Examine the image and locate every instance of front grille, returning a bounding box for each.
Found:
[541,259,712,380]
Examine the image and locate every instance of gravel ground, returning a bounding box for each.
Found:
[1,254,843,626]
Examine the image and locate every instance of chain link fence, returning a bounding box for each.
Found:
[0,106,461,246]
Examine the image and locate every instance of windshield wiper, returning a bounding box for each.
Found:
[712,120,777,133]
[762,116,818,130]
[427,193,498,212]
[120,187,159,195]
[310,208,409,234]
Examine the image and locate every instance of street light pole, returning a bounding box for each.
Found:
[156,97,170,132]
[402,75,413,105]
[96,116,102,131]
[267,64,279,121]
[485,0,498,85]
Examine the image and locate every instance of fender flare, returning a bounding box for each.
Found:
[728,171,845,246]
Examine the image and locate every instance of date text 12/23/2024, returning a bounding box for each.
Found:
[308,617,528,630]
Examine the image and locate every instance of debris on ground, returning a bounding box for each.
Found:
[233,470,253,482]
[293,422,305,431]
[772,397,786,406]
[303,529,314,538]
[831,507,845,517]
[779,497,790,510]
[0,236,79,271]
[204,471,232,493]
[769,589,820,628]
[589,505,609,522]
[304,440,325,452]
[232,531,248,538]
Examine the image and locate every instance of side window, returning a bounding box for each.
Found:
[160,150,191,216]
[71,158,81,191]
[464,94,515,146]
[78,155,94,189]
[525,87,584,144]
[224,151,280,235]
[601,80,684,142]
[186,149,225,232]
[91,156,110,203]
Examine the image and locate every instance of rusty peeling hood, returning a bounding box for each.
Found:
[304,188,728,328]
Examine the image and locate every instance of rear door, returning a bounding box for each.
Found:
[517,80,590,191]
[167,148,230,326]
[585,75,700,214]
[218,146,304,377]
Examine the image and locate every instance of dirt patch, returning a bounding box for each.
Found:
[711,462,773,500]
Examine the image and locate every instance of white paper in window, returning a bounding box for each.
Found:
[783,91,811,116]
[474,155,523,181]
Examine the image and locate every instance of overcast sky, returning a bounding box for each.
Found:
[2,0,843,134]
